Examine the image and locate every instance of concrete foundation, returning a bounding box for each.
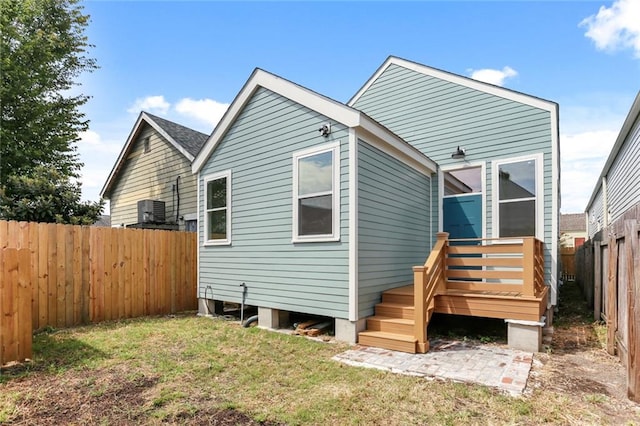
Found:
[258,307,290,329]
[506,318,544,352]
[197,298,224,316]
[335,318,366,345]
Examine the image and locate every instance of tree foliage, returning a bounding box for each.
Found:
[0,166,104,225]
[0,0,103,224]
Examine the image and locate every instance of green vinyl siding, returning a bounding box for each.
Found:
[198,87,350,318]
[353,63,555,288]
[357,140,431,318]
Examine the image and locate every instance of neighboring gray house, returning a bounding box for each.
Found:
[191,57,559,347]
[101,112,208,231]
[585,91,640,238]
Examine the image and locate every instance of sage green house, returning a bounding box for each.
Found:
[101,112,208,231]
[192,57,559,348]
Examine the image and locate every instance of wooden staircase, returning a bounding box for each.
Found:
[359,285,433,353]
[357,233,549,354]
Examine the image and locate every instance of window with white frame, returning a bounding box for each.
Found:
[293,143,340,242]
[204,170,231,244]
[494,155,542,238]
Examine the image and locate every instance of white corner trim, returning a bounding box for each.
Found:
[349,56,557,113]
[550,104,559,305]
[196,171,201,296]
[202,169,232,246]
[348,129,358,322]
[291,142,341,243]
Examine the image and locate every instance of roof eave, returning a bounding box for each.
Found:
[585,91,640,212]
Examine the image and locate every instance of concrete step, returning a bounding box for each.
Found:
[366,316,414,335]
[358,331,417,353]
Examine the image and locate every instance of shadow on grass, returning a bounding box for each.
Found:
[0,330,108,382]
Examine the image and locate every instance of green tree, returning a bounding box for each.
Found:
[0,166,104,225]
[0,0,103,223]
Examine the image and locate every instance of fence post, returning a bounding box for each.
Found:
[594,241,602,321]
[607,234,618,356]
[625,220,639,402]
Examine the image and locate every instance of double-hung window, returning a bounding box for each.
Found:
[204,170,231,245]
[493,154,543,238]
[292,143,340,242]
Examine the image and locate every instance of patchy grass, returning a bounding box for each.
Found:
[1,298,639,424]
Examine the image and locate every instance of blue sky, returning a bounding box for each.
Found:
[77,0,640,213]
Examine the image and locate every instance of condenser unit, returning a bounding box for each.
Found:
[137,200,166,224]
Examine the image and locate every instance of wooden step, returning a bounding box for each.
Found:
[366,316,414,335]
[374,302,414,319]
[381,285,414,305]
[358,331,417,353]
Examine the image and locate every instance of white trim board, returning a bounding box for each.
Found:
[348,128,359,322]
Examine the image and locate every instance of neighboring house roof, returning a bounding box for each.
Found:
[93,215,111,227]
[100,112,208,199]
[191,68,437,175]
[560,213,586,232]
[348,56,558,112]
[585,91,640,211]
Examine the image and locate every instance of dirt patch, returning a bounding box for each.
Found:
[1,365,276,425]
[526,281,640,424]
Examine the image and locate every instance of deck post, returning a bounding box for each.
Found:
[413,265,428,353]
[523,237,535,297]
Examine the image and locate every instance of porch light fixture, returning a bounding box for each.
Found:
[451,146,466,159]
[318,123,331,137]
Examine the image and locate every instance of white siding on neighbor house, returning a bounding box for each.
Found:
[357,140,431,318]
[108,125,197,229]
[588,186,604,239]
[198,87,351,319]
[606,115,640,224]
[352,63,557,299]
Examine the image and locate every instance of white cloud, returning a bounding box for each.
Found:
[560,129,618,213]
[175,98,229,127]
[77,130,122,154]
[580,0,640,58]
[127,95,171,115]
[468,66,518,86]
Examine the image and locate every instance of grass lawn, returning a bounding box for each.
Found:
[1,282,639,425]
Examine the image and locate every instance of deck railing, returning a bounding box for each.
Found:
[413,232,448,353]
[413,233,546,352]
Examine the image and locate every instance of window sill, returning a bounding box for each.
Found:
[292,235,340,244]
[203,240,231,247]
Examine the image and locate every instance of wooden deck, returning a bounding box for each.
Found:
[358,233,549,354]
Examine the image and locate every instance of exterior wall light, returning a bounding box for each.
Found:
[451,146,466,159]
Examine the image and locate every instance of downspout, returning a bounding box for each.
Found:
[175,176,181,223]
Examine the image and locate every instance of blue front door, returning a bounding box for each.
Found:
[443,194,482,239]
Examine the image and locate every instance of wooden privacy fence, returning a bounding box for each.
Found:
[0,248,32,366]
[560,247,576,282]
[575,204,640,402]
[0,220,198,337]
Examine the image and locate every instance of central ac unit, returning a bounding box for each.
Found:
[137,200,166,224]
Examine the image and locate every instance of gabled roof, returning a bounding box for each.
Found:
[560,213,586,232]
[144,112,209,158]
[100,112,208,198]
[348,56,558,113]
[191,68,437,175]
[585,91,640,211]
